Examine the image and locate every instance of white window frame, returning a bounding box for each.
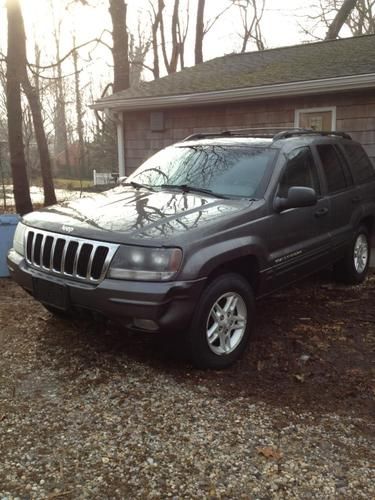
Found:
[294,106,337,131]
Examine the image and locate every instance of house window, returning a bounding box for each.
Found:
[294,107,336,131]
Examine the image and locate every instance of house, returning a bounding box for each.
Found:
[92,34,375,178]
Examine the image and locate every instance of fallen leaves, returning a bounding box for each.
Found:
[257,446,283,460]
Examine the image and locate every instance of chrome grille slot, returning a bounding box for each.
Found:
[77,244,93,277]
[33,234,43,266]
[64,241,79,275]
[53,239,65,272]
[91,246,109,280]
[25,229,118,283]
[42,236,54,268]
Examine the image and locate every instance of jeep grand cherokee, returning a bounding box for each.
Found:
[7,129,375,368]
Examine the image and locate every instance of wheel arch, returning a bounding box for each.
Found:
[360,214,374,239]
[205,254,261,294]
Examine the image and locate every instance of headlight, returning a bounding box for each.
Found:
[108,245,182,281]
[13,222,26,256]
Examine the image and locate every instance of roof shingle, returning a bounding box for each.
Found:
[97,35,375,105]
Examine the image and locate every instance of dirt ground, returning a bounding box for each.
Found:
[0,271,374,498]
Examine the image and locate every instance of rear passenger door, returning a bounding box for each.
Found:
[341,142,375,208]
[314,143,355,256]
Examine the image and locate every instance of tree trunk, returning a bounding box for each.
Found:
[8,0,56,207]
[6,0,33,215]
[158,0,181,74]
[54,32,70,168]
[109,0,130,92]
[151,8,161,79]
[73,39,85,179]
[325,0,358,39]
[195,0,205,64]
[22,78,57,206]
[169,0,180,73]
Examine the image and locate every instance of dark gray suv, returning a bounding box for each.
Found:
[7,129,375,368]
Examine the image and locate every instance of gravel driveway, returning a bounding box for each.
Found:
[0,272,374,499]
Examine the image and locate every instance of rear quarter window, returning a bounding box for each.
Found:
[342,143,375,184]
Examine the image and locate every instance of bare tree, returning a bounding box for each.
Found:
[72,38,86,181]
[52,20,71,168]
[177,1,190,69]
[129,21,152,86]
[195,0,205,64]
[157,0,181,74]
[109,0,130,92]
[302,0,373,40]
[149,1,162,79]
[231,0,266,52]
[325,0,358,38]
[7,0,57,208]
[6,0,33,214]
[194,0,234,63]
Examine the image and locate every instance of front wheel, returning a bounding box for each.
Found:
[333,225,371,284]
[186,273,254,369]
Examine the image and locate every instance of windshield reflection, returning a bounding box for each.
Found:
[128,144,276,198]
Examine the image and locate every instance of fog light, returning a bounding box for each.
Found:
[133,319,159,332]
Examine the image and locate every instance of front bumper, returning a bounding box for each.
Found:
[7,249,206,332]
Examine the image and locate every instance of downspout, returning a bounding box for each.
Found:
[105,108,126,177]
[115,112,126,177]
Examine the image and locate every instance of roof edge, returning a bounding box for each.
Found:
[91,73,375,112]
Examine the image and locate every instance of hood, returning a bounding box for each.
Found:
[23,186,253,245]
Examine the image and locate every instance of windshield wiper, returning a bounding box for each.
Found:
[159,184,230,199]
[122,181,155,191]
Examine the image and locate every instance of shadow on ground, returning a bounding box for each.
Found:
[12,269,371,421]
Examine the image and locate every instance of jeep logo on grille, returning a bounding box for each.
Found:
[61,225,74,233]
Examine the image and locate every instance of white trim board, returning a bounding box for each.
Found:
[294,107,337,131]
[92,73,375,112]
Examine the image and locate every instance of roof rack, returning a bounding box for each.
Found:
[183,127,300,142]
[273,130,352,140]
[183,128,352,142]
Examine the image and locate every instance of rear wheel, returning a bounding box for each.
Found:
[333,225,371,284]
[186,273,254,369]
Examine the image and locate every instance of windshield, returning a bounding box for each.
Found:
[127,144,277,198]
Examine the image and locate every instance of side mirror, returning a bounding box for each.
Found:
[274,186,317,212]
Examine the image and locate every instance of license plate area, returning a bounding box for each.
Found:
[33,278,68,310]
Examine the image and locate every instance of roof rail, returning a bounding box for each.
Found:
[273,130,352,140]
[183,127,307,142]
[182,128,352,142]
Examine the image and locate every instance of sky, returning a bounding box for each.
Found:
[7,1,330,84]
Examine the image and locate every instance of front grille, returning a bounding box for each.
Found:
[25,229,118,283]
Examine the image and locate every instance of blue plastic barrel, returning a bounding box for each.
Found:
[0,214,20,277]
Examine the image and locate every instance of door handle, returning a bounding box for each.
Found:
[351,196,361,204]
[314,207,329,217]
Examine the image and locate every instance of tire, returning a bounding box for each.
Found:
[333,225,371,285]
[186,273,254,369]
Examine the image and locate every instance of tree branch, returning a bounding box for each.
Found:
[29,35,112,71]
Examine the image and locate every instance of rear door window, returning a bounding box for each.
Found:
[342,143,375,184]
[316,144,348,193]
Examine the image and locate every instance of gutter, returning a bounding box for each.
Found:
[91,73,375,112]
